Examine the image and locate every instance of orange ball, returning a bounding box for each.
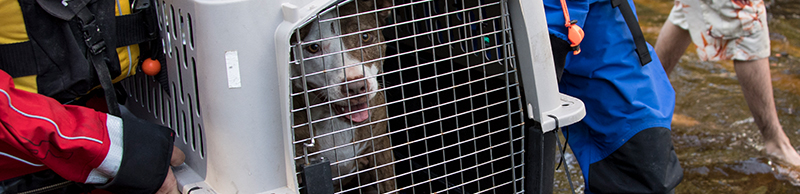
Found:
[142,58,161,76]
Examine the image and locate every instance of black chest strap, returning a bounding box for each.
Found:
[0,41,37,78]
[610,0,652,66]
[74,2,121,116]
[114,0,160,47]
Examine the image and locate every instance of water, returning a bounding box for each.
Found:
[553,0,800,193]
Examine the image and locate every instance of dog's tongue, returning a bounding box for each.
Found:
[344,103,370,123]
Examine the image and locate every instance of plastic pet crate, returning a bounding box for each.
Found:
[121,0,585,193]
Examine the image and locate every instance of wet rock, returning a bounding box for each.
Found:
[729,158,773,175]
[691,166,711,175]
[749,186,768,194]
[771,32,788,42]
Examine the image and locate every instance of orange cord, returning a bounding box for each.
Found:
[560,0,571,27]
[560,0,584,55]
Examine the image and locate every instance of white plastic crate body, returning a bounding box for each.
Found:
[122,0,303,193]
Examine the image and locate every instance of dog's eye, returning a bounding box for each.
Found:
[361,33,372,43]
[305,44,320,53]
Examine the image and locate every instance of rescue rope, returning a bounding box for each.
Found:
[549,114,576,194]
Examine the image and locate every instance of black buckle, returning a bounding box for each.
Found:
[81,19,106,55]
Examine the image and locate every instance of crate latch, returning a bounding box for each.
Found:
[301,158,334,194]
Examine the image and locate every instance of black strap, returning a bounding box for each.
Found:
[0,41,38,77]
[90,54,121,116]
[610,0,651,66]
[75,5,121,116]
[115,12,155,46]
[115,0,159,47]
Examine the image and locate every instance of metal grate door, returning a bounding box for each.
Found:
[289,0,525,193]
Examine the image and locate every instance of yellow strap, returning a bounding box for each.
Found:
[114,0,140,81]
[0,0,28,44]
[12,75,37,93]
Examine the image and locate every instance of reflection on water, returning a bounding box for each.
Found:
[553,0,800,193]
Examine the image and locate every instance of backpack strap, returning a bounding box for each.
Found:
[610,0,652,66]
[73,0,121,116]
[0,41,37,77]
[115,0,159,47]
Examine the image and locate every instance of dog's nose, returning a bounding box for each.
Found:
[343,77,367,96]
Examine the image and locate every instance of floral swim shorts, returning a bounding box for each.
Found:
[668,0,770,61]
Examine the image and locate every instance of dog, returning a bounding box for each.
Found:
[290,0,396,193]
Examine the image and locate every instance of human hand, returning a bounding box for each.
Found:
[156,146,186,194]
[170,145,186,166]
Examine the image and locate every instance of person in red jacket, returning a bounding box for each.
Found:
[0,69,185,194]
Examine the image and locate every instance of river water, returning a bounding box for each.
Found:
[553,0,800,193]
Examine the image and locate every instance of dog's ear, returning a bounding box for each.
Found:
[377,0,392,25]
[364,0,392,25]
[290,24,312,45]
[289,24,312,63]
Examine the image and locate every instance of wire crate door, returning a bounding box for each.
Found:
[286,0,526,193]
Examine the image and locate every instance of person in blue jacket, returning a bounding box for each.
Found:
[544,0,684,193]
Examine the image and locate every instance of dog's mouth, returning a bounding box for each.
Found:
[334,103,370,123]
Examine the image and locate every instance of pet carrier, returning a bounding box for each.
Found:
[120,0,585,193]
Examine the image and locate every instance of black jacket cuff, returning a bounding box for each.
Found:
[96,105,175,194]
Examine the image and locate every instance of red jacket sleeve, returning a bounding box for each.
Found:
[0,70,123,184]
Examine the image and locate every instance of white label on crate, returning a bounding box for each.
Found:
[225,50,242,88]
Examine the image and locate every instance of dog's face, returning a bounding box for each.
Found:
[292,0,390,123]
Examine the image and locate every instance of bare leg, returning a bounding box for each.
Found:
[734,58,800,166]
[654,21,692,77]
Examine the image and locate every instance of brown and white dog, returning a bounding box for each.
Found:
[291,0,395,193]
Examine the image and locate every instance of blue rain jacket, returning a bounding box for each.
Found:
[544,0,675,189]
